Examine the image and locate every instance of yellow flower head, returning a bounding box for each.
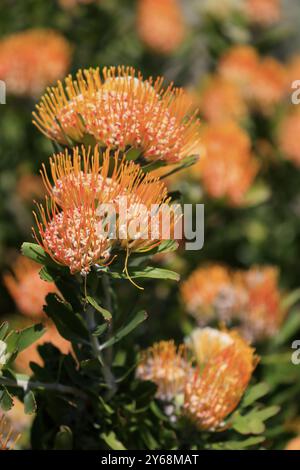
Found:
[136,340,193,401]
[137,0,185,54]
[184,332,257,430]
[0,29,71,97]
[33,66,201,164]
[3,256,57,320]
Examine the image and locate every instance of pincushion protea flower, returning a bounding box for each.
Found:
[278,109,300,167]
[198,122,258,206]
[136,341,193,401]
[137,0,185,55]
[184,332,257,431]
[33,66,200,164]
[34,146,172,275]
[237,266,286,342]
[0,29,72,98]
[3,256,57,319]
[245,0,281,26]
[0,414,20,450]
[186,327,240,366]
[219,46,259,96]
[181,264,246,323]
[199,76,247,124]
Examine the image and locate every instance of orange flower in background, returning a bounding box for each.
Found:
[3,256,57,319]
[181,264,246,323]
[245,0,281,26]
[136,341,192,401]
[238,266,286,342]
[199,76,247,123]
[15,323,71,374]
[250,57,287,112]
[278,109,300,166]
[33,66,201,164]
[198,122,258,206]
[0,414,20,450]
[137,0,185,54]
[17,173,45,202]
[219,45,259,96]
[285,436,300,450]
[0,29,72,98]
[184,332,257,430]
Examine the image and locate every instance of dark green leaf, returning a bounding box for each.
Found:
[54,426,73,450]
[86,296,112,322]
[100,310,147,350]
[24,390,37,415]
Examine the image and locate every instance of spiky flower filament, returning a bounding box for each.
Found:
[34,146,173,274]
[136,340,193,401]
[0,415,20,450]
[33,66,201,164]
[3,256,57,319]
[186,327,238,366]
[184,334,258,431]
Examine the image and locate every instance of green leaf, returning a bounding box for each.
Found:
[24,390,37,415]
[109,267,180,282]
[242,383,270,408]
[232,406,279,435]
[0,322,9,341]
[17,324,46,353]
[100,431,126,450]
[281,289,300,311]
[272,309,300,346]
[86,296,112,322]
[44,294,89,343]
[21,242,54,267]
[54,426,73,450]
[210,436,265,450]
[243,181,271,207]
[0,387,13,411]
[100,310,147,350]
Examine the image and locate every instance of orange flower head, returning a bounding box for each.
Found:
[0,415,20,450]
[199,76,247,124]
[184,332,257,430]
[198,122,258,206]
[250,57,287,112]
[186,327,240,366]
[3,256,57,319]
[181,264,246,323]
[245,0,281,26]
[15,323,71,374]
[238,266,286,342]
[285,436,300,450]
[137,0,185,54]
[279,109,300,166]
[0,29,72,98]
[219,45,260,95]
[33,66,201,164]
[35,146,172,275]
[136,340,193,401]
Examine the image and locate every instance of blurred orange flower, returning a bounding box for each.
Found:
[184,331,257,430]
[279,109,300,166]
[198,121,258,206]
[33,66,201,165]
[245,0,281,26]
[199,75,247,123]
[3,256,57,319]
[137,0,185,54]
[136,340,192,401]
[0,414,20,450]
[0,29,72,97]
[285,436,300,450]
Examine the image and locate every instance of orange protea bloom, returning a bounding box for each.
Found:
[34,146,172,275]
[198,122,258,206]
[287,54,300,84]
[238,266,286,342]
[285,436,300,450]
[278,109,300,166]
[0,414,20,450]
[199,76,247,123]
[137,0,185,55]
[250,57,287,112]
[136,340,192,401]
[33,66,200,164]
[3,256,57,319]
[186,327,239,366]
[219,46,259,97]
[15,323,71,374]
[0,29,72,98]
[184,333,257,430]
[245,0,281,26]
[181,264,246,323]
